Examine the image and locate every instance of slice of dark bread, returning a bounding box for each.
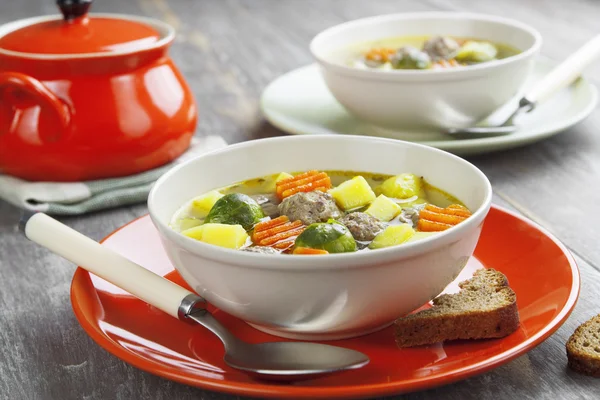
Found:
[566,314,600,377]
[394,268,519,347]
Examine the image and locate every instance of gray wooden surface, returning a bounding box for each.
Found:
[1,0,600,399]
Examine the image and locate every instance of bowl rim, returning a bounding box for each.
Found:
[309,11,543,80]
[148,135,493,270]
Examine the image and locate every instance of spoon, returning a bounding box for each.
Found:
[20,211,369,381]
[445,33,600,137]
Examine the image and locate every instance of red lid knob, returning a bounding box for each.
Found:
[57,0,92,21]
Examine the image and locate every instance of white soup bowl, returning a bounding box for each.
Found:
[148,135,492,340]
[310,12,542,133]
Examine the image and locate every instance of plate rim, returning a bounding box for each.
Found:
[260,60,599,156]
[70,204,581,399]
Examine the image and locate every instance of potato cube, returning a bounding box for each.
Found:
[265,172,294,192]
[365,194,402,221]
[189,190,224,218]
[182,223,249,249]
[178,218,203,231]
[369,224,415,249]
[376,173,425,200]
[406,231,438,243]
[329,176,376,211]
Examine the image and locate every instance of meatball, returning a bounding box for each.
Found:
[390,46,431,70]
[242,246,280,254]
[339,212,386,242]
[251,194,280,218]
[399,204,426,227]
[278,191,342,225]
[422,36,460,61]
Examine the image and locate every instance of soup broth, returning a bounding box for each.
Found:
[171,170,472,255]
[336,35,521,70]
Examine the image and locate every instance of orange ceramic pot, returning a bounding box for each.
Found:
[0,0,197,182]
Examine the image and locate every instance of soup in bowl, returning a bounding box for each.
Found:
[349,35,520,70]
[148,135,492,340]
[170,169,473,255]
[310,12,542,132]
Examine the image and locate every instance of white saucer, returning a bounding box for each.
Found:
[260,59,598,156]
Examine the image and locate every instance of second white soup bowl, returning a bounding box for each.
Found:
[310,12,542,132]
[148,135,493,340]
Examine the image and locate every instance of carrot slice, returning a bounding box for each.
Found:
[259,226,306,246]
[251,215,306,247]
[277,170,318,190]
[419,209,467,225]
[293,247,329,255]
[448,204,469,210]
[280,176,332,199]
[253,220,304,242]
[275,170,332,200]
[418,219,453,232]
[253,216,289,233]
[273,239,296,251]
[277,171,323,193]
[424,204,471,218]
[365,47,395,62]
[418,203,472,231]
[433,59,461,69]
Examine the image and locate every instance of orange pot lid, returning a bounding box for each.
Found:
[0,0,162,55]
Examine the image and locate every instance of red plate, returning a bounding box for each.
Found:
[70,205,579,399]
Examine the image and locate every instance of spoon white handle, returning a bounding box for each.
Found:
[23,212,196,319]
[526,34,600,104]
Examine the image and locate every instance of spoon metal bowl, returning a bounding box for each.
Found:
[445,33,600,137]
[21,211,370,381]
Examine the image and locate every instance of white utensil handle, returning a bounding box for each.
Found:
[526,34,600,104]
[24,213,193,319]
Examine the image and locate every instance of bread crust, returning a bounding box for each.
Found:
[566,315,600,377]
[394,269,520,348]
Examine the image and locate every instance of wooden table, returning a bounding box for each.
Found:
[1,0,599,399]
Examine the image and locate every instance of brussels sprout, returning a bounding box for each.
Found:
[294,220,357,253]
[455,41,498,63]
[205,193,265,230]
[390,46,432,70]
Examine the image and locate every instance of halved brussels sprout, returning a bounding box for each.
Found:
[390,46,432,70]
[294,220,357,253]
[205,193,265,230]
[455,41,498,63]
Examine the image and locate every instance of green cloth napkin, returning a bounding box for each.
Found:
[0,135,227,215]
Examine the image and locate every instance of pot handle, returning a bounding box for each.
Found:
[0,72,72,139]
